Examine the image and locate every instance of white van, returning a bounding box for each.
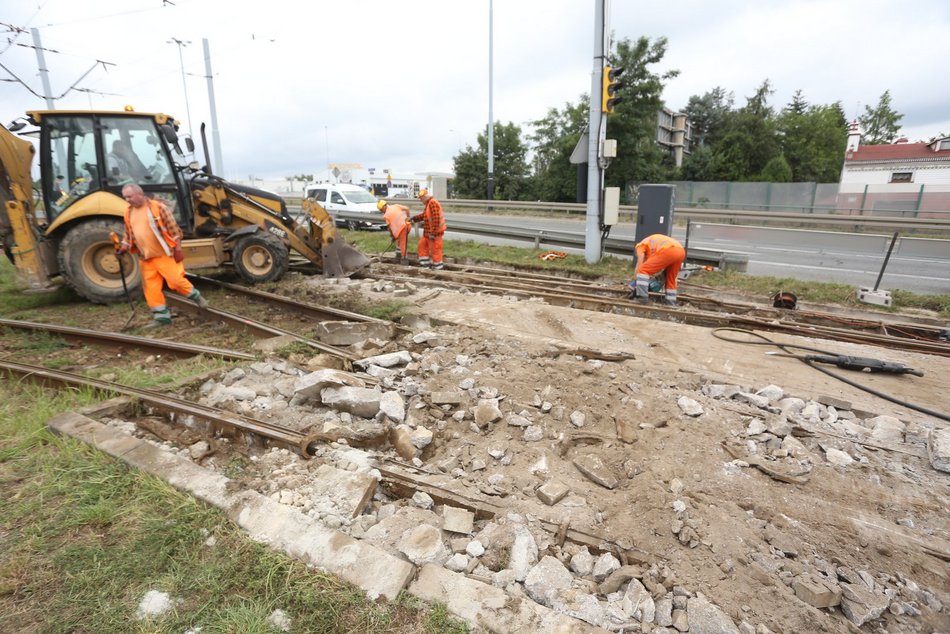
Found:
[303,183,386,230]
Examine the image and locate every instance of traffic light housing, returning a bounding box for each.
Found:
[601,66,624,113]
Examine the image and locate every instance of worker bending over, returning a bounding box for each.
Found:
[116,184,209,328]
[628,233,686,305]
[376,199,411,259]
[412,188,446,269]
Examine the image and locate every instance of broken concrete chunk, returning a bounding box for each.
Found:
[294,369,365,399]
[320,386,381,418]
[840,582,890,626]
[570,548,595,577]
[474,400,503,428]
[314,321,394,346]
[411,330,439,345]
[928,428,950,473]
[755,384,785,402]
[509,524,539,581]
[411,491,434,509]
[309,464,377,518]
[825,447,853,467]
[523,425,544,442]
[746,419,767,435]
[397,524,449,566]
[792,574,842,608]
[569,410,586,428]
[430,391,462,406]
[524,555,574,607]
[379,391,406,423]
[445,553,468,572]
[701,384,740,399]
[677,396,704,417]
[818,394,851,410]
[390,425,419,461]
[592,553,621,581]
[655,597,673,627]
[734,391,771,409]
[442,506,475,534]
[409,426,433,450]
[573,454,619,489]
[686,596,740,633]
[354,350,412,369]
[507,414,531,427]
[867,415,906,444]
[536,480,570,506]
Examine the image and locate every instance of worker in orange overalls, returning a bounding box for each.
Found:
[628,233,686,306]
[116,183,208,328]
[376,199,411,259]
[411,188,447,269]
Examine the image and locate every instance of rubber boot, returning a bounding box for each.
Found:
[145,305,173,329]
[629,274,650,304]
[665,289,678,307]
[187,289,209,309]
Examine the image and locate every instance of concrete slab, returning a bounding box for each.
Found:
[310,464,377,518]
[409,564,610,633]
[47,412,414,601]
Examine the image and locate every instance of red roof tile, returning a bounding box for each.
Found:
[847,142,950,162]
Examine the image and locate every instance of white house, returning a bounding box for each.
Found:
[838,121,950,213]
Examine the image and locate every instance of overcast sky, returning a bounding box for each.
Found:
[2,0,948,183]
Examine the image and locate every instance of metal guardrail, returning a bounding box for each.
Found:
[318,210,749,271]
[284,196,950,232]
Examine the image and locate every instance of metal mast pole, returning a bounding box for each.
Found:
[30,28,55,108]
[487,0,495,200]
[585,0,607,263]
[169,38,193,140]
[202,39,224,175]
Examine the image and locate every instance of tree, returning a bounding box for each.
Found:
[526,99,588,202]
[452,122,531,200]
[683,87,734,147]
[859,90,904,145]
[699,80,781,181]
[758,155,792,182]
[602,36,679,195]
[777,94,847,182]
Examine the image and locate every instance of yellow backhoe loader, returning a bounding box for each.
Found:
[0,109,368,303]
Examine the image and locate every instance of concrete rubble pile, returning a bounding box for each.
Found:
[105,283,949,633]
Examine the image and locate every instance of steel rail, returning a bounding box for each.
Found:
[187,274,403,330]
[166,295,359,363]
[0,359,318,457]
[374,265,950,357]
[0,318,255,360]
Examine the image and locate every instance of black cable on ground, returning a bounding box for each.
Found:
[711,328,950,422]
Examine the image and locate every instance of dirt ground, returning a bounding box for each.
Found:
[12,267,949,633]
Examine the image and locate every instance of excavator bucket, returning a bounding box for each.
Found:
[321,235,371,278]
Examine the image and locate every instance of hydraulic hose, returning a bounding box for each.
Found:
[711,328,949,422]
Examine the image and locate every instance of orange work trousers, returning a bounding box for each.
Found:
[140,254,194,309]
[417,233,444,265]
[636,245,686,291]
[393,226,409,257]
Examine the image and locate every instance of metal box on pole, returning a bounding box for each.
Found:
[635,184,675,243]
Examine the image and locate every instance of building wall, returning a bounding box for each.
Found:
[841,162,950,188]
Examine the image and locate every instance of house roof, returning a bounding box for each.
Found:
[846,141,950,163]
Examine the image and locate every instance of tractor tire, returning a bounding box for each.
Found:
[233,231,289,284]
[57,218,141,304]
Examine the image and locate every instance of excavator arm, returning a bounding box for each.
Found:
[0,124,55,291]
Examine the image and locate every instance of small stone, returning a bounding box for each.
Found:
[442,506,475,534]
[671,608,689,632]
[592,553,621,581]
[523,425,544,442]
[677,396,704,417]
[569,410,587,427]
[573,454,619,489]
[507,414,531,427]
[524,556,574,606]
[792,574,842,608]
[756,384,785,402]
[266,609,292,632]
[411,491,434,509]
[669,478,685,494]
[445,553,469,572]
[825,448,853,467]
[747,419,767,435]
[466,540,485,557]
[570,548,595,577]
[430,391,462,406]
[536,480,570,506]
[397,524,449,566]
[735,391,771,409]
[672,500,687,514]
[928,428,950,473]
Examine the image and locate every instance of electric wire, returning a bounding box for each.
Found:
[711,327,950,422]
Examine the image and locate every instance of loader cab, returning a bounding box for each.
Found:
[35,111,192,230]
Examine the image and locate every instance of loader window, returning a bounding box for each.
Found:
[99,116,176,187]
[45,116,101,220]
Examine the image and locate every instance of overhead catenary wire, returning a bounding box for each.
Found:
[711,327,949,423]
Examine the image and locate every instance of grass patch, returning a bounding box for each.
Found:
[361,299,411,322]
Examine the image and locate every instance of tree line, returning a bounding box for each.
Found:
[452,36,907,202]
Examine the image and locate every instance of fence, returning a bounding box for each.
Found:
[631,181,950,218]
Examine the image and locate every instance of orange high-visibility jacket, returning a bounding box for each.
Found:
[635,234,683,259]
[411,198,446,236]
[122,199,182,257]
[383,203,411,237]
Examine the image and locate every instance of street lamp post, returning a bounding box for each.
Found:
[168,37,193,140]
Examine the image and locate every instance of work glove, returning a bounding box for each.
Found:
[427,233,436,240]
[173,246,184,263]
[115,246,128,256]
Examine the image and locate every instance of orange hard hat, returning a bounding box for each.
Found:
[418,188,428,199]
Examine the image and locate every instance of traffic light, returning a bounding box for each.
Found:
[601,66,624,113]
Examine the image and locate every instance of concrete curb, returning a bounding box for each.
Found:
[47,410,611,632]
[46,411,414,601]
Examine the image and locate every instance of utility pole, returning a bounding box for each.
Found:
[30,28,55,108]
[202,38,224,175]
[487,0,495,200]
[585,0,607,263]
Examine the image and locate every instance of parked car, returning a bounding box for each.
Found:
[303,183,386,230]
